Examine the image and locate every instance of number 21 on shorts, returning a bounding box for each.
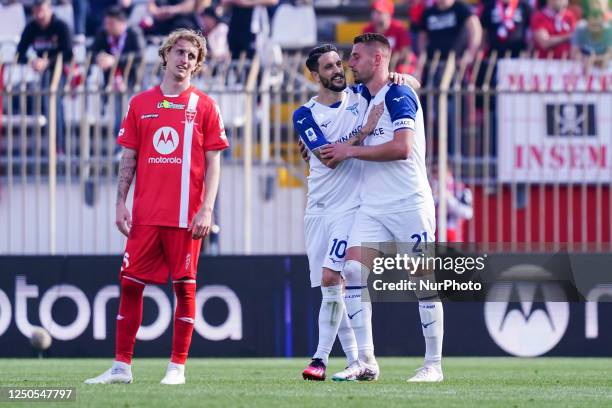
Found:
[410,232,428,253]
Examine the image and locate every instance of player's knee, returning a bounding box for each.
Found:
[120,275,146,296]
[173,280,196,316]
[173,279,196,295]
[342,260,368,287]
[321,268,341,287]
[409,273,440,300]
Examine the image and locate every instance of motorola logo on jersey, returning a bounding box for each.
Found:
[152,126,180,155]
[484,265,569,357]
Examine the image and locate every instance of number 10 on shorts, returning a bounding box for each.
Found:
[329,239,347,259]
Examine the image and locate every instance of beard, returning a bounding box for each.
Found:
[321,74,346,92]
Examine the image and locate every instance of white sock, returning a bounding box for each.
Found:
[418,300,443,367]
[343,260,375,365]
[337,309,358,365]
[312,285,344,365]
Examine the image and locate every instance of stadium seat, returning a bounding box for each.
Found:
[128,3,149,28]
[73,43,86,64]
[2,63,40,87]
[208,88,247,128]
[335,21,368,45]
[52,3,75,34]
[314,0,344,8]
[144,44,160,64]
[271,4,317,49]
[0,3,26,43]
[0,41,17,63]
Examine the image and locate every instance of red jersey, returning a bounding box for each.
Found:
[530,7,577,59]
[363,19,411,53]
[118,85,229,228]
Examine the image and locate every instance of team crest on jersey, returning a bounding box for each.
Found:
[185,109,197,123]
[347,103,359,116]
[305,128,317,142]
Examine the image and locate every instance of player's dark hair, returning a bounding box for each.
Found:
[353,33,391,52]
[305,44,339,73]
[105,5,127,21]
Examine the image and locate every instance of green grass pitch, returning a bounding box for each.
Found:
[1,358,611,407]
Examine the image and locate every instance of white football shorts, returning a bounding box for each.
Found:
[347,205,436,254]
[304,210,356,287]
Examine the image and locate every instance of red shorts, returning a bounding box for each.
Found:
[120,225,202,284]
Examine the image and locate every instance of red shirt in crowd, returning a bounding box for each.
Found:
[118,85,229,228]
[531,6,577,58]
[363,19,411,53]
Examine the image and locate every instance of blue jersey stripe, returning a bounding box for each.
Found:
[292,106,330,151]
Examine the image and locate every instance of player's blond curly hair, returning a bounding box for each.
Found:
[158,29,207,75]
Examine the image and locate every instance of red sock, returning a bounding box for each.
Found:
[171,281,196,364]
[115,276,145,364]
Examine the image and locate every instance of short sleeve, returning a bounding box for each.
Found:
[530,11,545,32]
[58,20,74,62]
[392,23,411,49]
[117,101,139,149]
[480,5,492,30]
[384,84,418,132]
[416,8,430,32]
[292,106,330,151]
[203,102,230,151]
[456,2,473,26]
[362,23,376,34]
[523,3,532,28]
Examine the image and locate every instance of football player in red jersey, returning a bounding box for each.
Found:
[85,29,229,385]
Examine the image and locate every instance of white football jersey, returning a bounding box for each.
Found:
[293,87,369,215]
[359,83,434,213]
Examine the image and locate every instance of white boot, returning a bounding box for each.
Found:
[160,362,186,385]
[407,365,444,382]
[84,361,133,384]
[331,360,363,381]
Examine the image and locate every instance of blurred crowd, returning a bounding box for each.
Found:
[0,0,609,155]
[2,0,610,81]
[369,0,610,73]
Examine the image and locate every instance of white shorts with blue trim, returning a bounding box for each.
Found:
[304,210,356,287]
[347,205,436,254]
